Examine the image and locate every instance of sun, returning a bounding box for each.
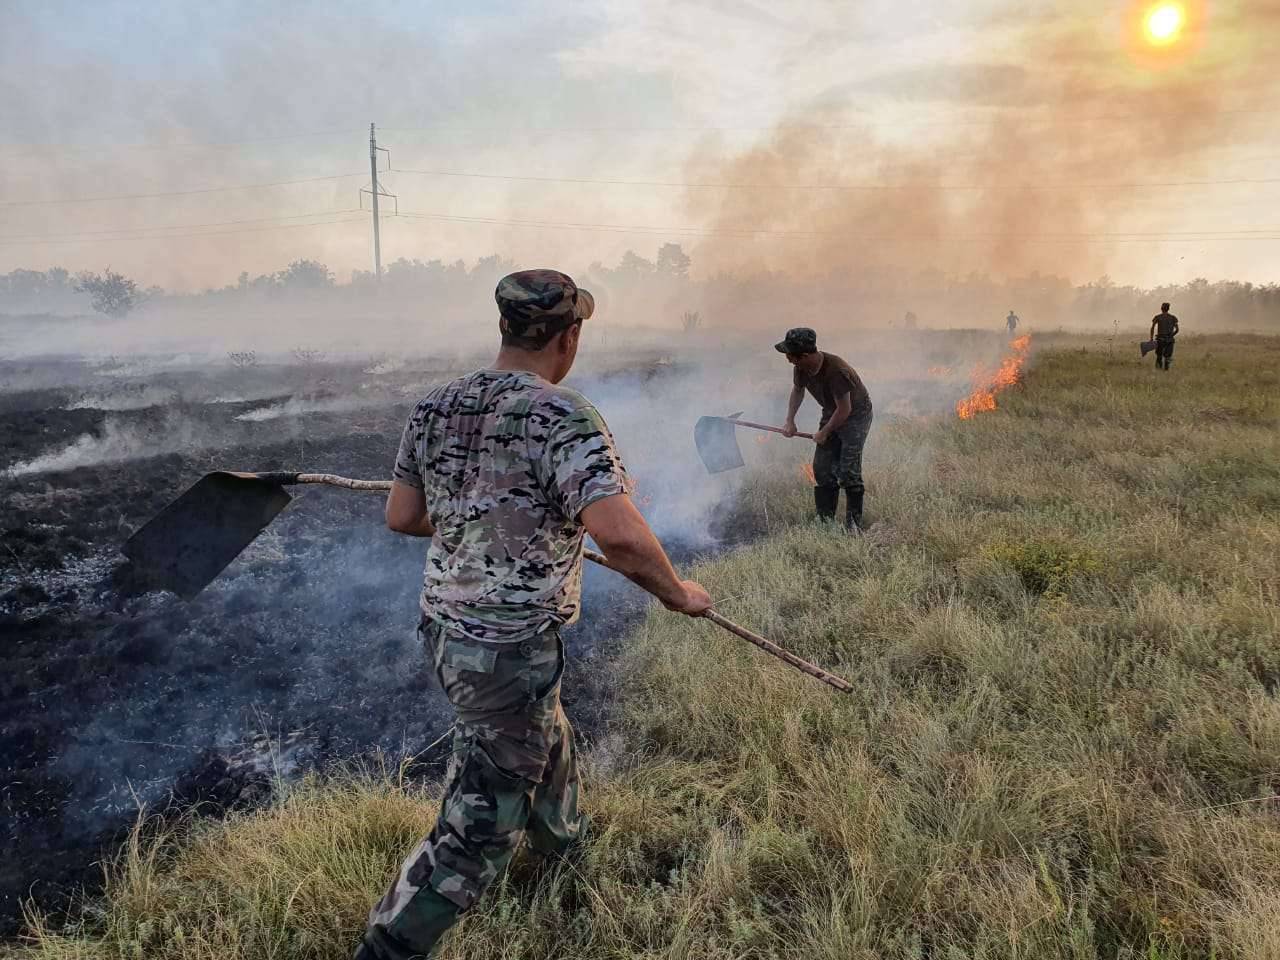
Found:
[1144,2,1185,45]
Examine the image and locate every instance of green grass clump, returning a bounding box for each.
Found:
[983,538,1101,597]
[10,334,1280,959]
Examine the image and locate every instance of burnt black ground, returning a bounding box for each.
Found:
[0,356,740,937]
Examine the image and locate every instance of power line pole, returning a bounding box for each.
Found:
[369,123,381,278]
[361,124,396,280]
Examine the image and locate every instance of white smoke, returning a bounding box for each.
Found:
[66,385,181,411]
[233,395,380,422]
[6,419,157,476]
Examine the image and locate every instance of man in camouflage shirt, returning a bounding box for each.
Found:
[356,269,712,959]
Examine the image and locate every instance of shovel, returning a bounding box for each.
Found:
[694,411,814,474]
[120,471,853,693]
[121,472,390,599]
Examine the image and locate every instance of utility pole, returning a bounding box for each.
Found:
[369,123,381,278]
[361,124,397,280]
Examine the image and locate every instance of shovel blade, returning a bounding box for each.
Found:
[694,416,745,474]
[121,472,293,599]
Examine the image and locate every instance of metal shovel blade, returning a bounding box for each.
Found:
[121,472,293,599]
[694,414,745,474]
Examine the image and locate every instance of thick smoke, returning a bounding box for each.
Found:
[682,1,1279,314]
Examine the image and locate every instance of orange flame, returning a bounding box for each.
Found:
[799,463,816,485]
[956,336,1032,420]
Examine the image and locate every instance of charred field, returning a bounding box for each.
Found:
[0,347,760,934]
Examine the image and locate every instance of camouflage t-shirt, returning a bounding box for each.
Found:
[393,369,632,642]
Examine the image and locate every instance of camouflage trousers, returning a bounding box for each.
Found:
[360,619,584,959]
[1155,336,1175,370]
[813,407,873,495]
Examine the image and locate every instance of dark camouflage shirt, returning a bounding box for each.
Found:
[393,369,632,642]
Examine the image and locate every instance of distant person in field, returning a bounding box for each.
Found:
[356,270,711,960]
[903,310,918,330]
[1150,302,1180,371]
[778,327,874,531]
[1006,310,1020,335]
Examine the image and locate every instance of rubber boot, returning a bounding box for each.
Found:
[357,887,464,960]
[814,485,839,521]
[844,489,865,532]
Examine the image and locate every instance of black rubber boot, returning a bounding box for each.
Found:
[814,485,839,521]
[844,489,865,532]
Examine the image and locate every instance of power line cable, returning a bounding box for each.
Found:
[392,210,1280,244]
[391,166,1280,193]
[0,209,364,243]
[0,172,366,208]
[0,215,367,246]
[376,106,1276,135]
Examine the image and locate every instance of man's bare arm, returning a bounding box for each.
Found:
[385,480,436,537]
[581,494,711,616]
[782,385,805,437]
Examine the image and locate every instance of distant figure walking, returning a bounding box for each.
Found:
[1006,310,1020,335]
[1150,302,1180,371]
[903,310,918,330]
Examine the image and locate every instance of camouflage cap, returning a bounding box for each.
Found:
[774,327,818,354]
[496,269,595,342]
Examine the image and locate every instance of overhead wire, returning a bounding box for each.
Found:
[0,172,366,208]
[0,209,365,243]
[390,166,1280,193]
[0,214,367,246]
[391,210,1280,245]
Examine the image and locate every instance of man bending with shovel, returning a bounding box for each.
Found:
[355,269,711,960]
[778,327,874,530]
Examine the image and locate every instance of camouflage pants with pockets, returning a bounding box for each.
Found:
[813,407,873,495]
[359,619,583,959]
[1155,337,1175,370]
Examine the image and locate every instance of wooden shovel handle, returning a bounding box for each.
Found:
[582,548,852,694]
[728,418,815,440]
[294,474,393,492]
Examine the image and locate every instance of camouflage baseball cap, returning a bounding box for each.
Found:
[774,327,817,354]
[496,269,595,342]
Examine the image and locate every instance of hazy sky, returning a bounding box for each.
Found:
[1,0,1277,291]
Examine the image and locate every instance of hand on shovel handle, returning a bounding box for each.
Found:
[583,548,852,694]
[730,418,815,440]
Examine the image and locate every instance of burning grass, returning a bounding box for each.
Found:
[956,334,1032,420]
[11,333,1280,959]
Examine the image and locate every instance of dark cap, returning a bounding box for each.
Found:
[496,269,595,341]
[774,327,817,354]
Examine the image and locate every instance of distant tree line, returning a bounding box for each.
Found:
[1,243,1277,332]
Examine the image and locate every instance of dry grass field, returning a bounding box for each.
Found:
[11,333,1280,960]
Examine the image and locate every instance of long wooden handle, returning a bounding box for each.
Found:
[729,418,815,440]
[583,548,852,694]
[283,474,851,694]
[295,474,394,492]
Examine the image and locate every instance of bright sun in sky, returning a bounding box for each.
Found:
[1144,2,1186,44]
